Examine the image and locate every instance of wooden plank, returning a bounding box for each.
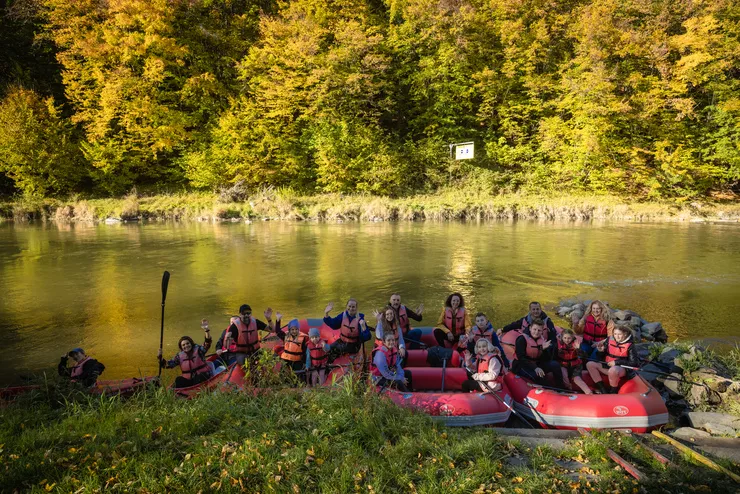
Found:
[578,428,646,482]
[619,431,672,467]
[652,431,740,484]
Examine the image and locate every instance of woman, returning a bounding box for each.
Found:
[58,348,105,387]
[586,325,639,394]
[462,339,506,393]
[372,332,412,392]
[159,328,213,389]
[433,292,471,348]
[576,300,614,356]
[374,305,406,359]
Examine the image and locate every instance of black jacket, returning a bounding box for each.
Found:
[58,357,105,387]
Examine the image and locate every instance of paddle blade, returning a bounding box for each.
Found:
[161,270,170,304]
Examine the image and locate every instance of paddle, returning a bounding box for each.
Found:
[403,337,428,349]
[464,364,535,429]
[158,271,170,379]
[441,357,447,392]
[584,358,706,387]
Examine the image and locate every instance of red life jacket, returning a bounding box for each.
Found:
[557,339,581,368]
[521,316,551,341]
[471,324,494,344]
[476,352,505,385]
[307,339,328,368]
[443,307,466,335]
[515,333,545,361]
[233,316,260,353]
[583,315,608,343]
[281,333,306,362]
[397,305,409,333]
[371,346,398,377]
[340,312,360,343]
[375,325,399,347]
[178,350,210,380]
[70,356,91,379]
[606,337,632,363]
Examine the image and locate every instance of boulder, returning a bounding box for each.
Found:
[663,374,685,398]
[635,343,653,360]
[571,303,586,313]
[557,306,571,317]
[685,412,740,431]
[642,333,655,342]
[639,363,667,385]
[627,317,642,328]
[702,424,738,437]
[688,384,721,406]
[613,310,629,321]
[671,427,712,440]
[658,346,681,364]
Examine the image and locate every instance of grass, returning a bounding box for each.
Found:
[3,189,740,223]
[1,376,739,493]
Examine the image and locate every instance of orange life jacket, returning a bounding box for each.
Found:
[443,307,466,335]
[340,312,360,344]
[557,339,581,368]
[397,305,409,333]
[233,316,260,353]
[516,333,545,361]
[583,315,608,343]
[70,356,91,379]
[178,350,210,380]
[606,337,632,363]
[521,316,551,341]
[375,325,399,347]
[371,346,398,377]
[281,333,306,362]
[471,324,494,344]
[307,339,328,368]
[476,353,505,385]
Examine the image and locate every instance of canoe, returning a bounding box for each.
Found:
[503,371,668,432]
[1,376,158,403]
[170,356,245,398]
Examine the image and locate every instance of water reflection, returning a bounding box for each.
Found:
[1,220,739,384]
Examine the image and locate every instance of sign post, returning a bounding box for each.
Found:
[449,141,475,160]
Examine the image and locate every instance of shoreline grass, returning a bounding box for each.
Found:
[2,378,739,493]
[2,190,740,224]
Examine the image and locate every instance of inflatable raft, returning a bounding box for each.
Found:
[504,371,668,432]
[379,349,513,426]
[1,376,158,404]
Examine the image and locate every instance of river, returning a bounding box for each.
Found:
[1,220,739,384]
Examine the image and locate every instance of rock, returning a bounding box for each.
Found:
[671,427,712,440]
[635,343,652,360]
[702,424,738,437]
[639,363,667,385]
[658,346,681,364]
[688,384,721,406]
[557,306,571,317]
[571,303,586,313]
[685,412,740,431]
[613,310,629,321]
[690,373,732,393]
[663,374,685,398]
[642,333,655,342]
[627,317,642,329]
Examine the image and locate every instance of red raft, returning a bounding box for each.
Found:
[379,349,513,427]
[1,376,158,404]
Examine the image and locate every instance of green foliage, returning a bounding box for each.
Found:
[0,87,84,197]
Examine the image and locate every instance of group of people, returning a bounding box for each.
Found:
[60,295,639,396]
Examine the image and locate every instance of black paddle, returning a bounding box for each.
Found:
[158,271,170,379]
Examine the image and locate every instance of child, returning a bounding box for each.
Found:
[278,319,308,376]
[306,328,330,386]
[556,329,591,394]
[586,325,639,394]
[461,312,509,368]
[373,305,406,358]
[372,332,412,392]
[462,339,506,392]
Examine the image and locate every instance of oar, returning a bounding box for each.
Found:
[465,365,535,429]
[158,271,170,379]
[403,337,428,349]
[585,358,707,387]
[652,430,740,484]
[441,357,447,392]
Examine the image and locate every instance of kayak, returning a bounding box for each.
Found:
[1,376,158,403]
[378,348,513,427]
[503,371,668,432]
[170,357,245,398]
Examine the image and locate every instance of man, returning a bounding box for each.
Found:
[512,319,564,389]
[389,293,424,349]
[58,348,105,387]
[323,298,371,356]
[498,301,557,354]
[216,304,275,365]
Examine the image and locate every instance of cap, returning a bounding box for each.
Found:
[288,318,300,329]
[69,347,84,356]
[308,328,320,338]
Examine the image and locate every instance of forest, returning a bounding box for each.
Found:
[0,0,738,200]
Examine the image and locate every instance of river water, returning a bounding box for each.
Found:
[1,221,739,385]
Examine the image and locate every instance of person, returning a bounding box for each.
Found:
[498,301,557,349]
[586,325,639,394]
[215,304,275,365]
[323,299,371,356]
[462,339,506,393]
[58,348,105,387]
[276,317,308,376]
[389,294,424,349]
[433,292,471,348]
[576,300,614,357]
[306,328,330,386]
[461,312,509,368]
[556,329,591,394]
[158,329,213,389]
[374,305,407,359]
[511,318,564,388]
[371,332,412,392]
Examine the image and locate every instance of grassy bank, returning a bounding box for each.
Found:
[1,379,739,493]
[3,189,740,223]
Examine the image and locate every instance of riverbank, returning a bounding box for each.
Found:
[2,379,739,493]
[3,190,740,223]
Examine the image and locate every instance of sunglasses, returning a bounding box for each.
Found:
[241,312,252,317]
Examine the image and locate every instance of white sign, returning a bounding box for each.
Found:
[455,143,474,160]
